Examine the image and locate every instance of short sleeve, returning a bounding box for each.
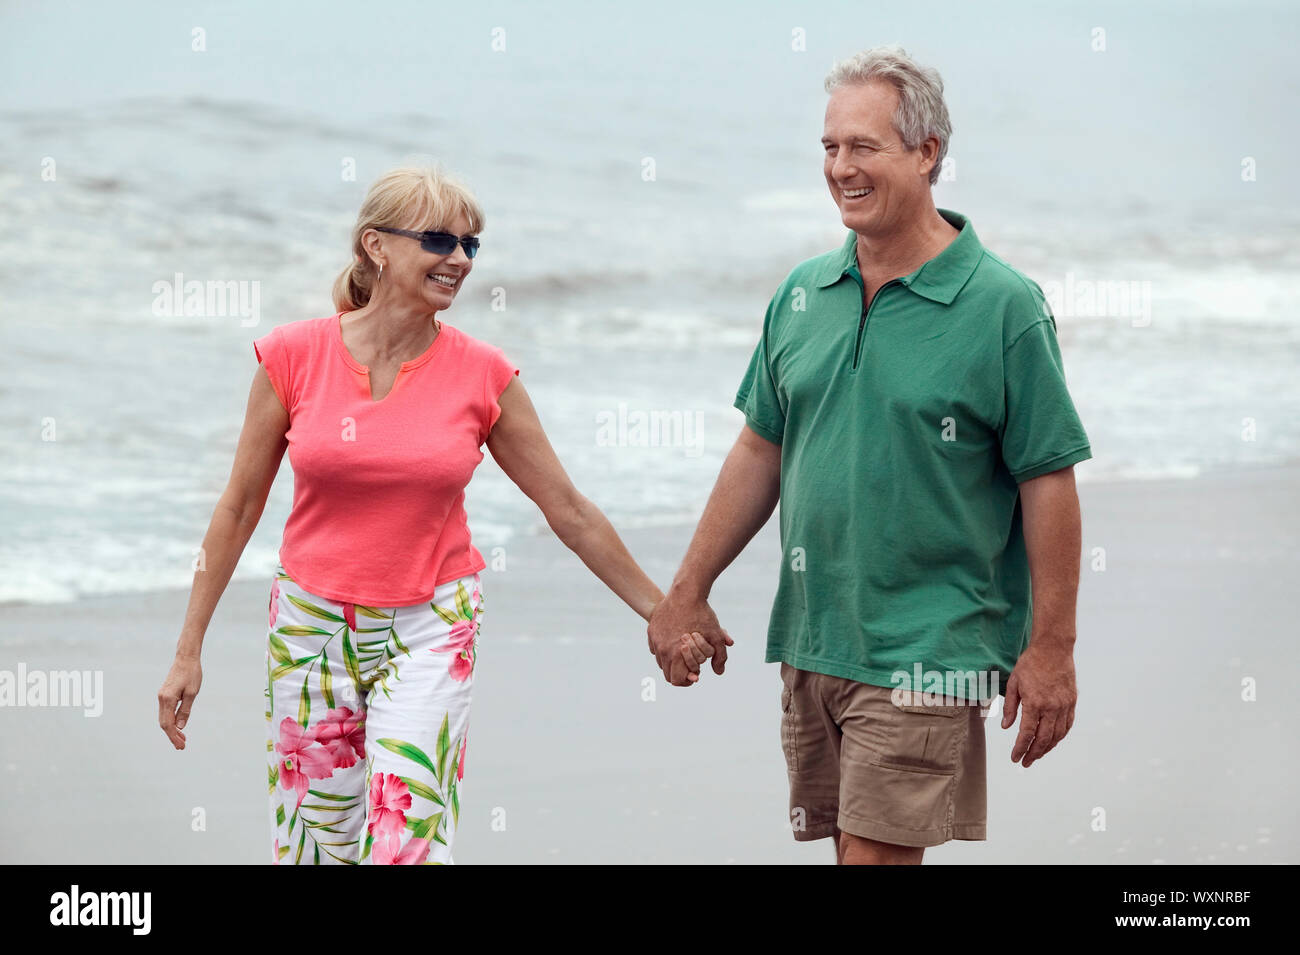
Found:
[481,345,520,444]
[732,298,785,444]
[252,326,290,412]
[1000,316,1092,482]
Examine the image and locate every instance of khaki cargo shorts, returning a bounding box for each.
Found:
[779,662,990,848]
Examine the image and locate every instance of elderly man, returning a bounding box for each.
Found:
[648,46,1091,865]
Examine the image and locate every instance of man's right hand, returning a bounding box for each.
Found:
[647,583,733,686]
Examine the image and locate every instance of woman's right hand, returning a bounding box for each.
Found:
[158,651,203,750]
[676,631,716,685]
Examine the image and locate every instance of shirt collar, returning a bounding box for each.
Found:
[813,208,984,305]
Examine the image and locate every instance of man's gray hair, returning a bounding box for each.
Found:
[824,46,952,186]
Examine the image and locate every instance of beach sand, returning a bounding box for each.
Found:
[2,463,1296,864]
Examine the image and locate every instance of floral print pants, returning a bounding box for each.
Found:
[265,563,482,865]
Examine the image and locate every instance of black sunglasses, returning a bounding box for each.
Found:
[374,226,480,259]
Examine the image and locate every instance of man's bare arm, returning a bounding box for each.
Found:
[648,422,781,684]
[1002,465,1082,767]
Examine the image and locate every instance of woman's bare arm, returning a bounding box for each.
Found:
[159,364,288,748]
[176,364,289,655]
[485,377,664,621]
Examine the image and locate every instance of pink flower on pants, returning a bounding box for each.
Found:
[275,717,335,806]
[312,707,366,769]
[373,836,431,865]
[269,579,280,629]
[433,620,476,682]
[341,602,357,633]
[368,772,411,844]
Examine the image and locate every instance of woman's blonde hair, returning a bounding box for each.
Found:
[332,164,486,312]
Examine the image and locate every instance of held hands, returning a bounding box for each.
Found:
[677,631,717,683]
[658,631,729,686]
[647,586,734,687]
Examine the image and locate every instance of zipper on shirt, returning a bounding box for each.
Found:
[852,278,901,370]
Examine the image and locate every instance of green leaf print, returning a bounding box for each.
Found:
[295,828,305,864]
[342,629,362,685]
[303,820,350,832]
[397,775,445,807]
[354,605,391,620]
[452,786,460,826]
[307,788,360,801]
[430,603,460,626]
[436,715,451,782]
[271,656,316,681]
[275,625,333,637]
[298,677,311,728]
[375,737,440,781]
[390,628,410,656]
[320,655,335,709]
[410,812,443,842]
[314,841,320,865]
[277,843,290,862]
[455,581,472,620]
[268,633,294,665]
[360,832,373,862]
[286,593,345,623]
[275,803,285,827]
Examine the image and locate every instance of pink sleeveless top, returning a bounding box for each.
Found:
[253,312,519,605]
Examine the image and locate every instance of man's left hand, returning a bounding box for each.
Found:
[1002,641,1077,768]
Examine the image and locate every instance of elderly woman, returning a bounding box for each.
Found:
[156,165,722,864]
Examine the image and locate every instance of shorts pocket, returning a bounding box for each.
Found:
[892,689,967,718]
[877,698,967,774]
[779,665,799,773]
[896,703,963,717]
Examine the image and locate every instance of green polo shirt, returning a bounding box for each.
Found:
[734,208,1091,701]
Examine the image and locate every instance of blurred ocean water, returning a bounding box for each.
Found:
[2,0,1298,603]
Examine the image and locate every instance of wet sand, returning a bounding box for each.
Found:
[1,464,1296,864]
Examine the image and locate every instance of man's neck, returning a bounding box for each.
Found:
[854,206,960,281]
